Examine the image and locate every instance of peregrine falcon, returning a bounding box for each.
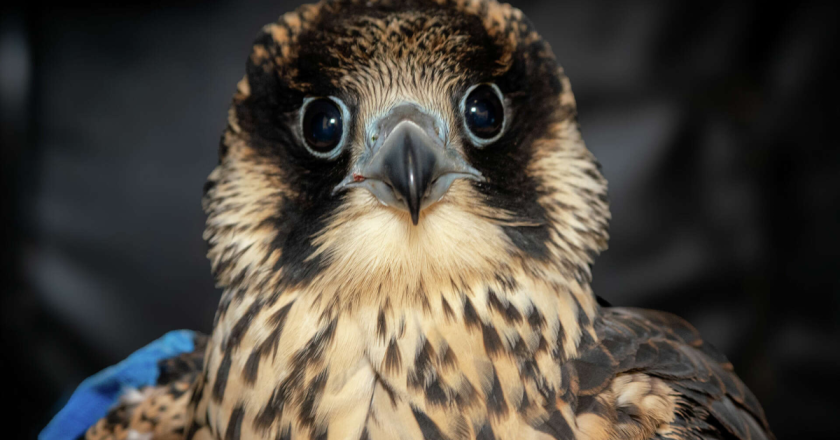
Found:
[85,0,774,439]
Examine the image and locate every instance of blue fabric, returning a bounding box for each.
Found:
[40,330,197,440]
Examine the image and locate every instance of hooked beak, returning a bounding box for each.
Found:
[335,104,482,225]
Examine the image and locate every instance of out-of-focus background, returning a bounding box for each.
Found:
[1,0,837,437]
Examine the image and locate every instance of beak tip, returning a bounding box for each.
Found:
[410,209,420,225]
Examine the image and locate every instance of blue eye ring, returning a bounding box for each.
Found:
[300,96,350,159]
[460,83,506,146]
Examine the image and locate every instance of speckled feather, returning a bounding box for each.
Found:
[87,1,773,439]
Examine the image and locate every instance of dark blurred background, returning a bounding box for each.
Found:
[1,0,838,437]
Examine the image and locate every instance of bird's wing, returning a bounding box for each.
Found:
[588,307,773,440]
[85,334,207,440]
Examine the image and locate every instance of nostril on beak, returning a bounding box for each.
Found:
[332,104,483,225]
[381,123,437,225]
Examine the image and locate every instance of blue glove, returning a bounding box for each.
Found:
[40,330,197,440]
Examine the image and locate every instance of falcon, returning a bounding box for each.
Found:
[85,0,774,439]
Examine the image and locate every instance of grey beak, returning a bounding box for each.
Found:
[378,122,437,224]
[335,104,482,225]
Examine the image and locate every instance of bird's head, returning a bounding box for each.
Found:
[204,0,610,305]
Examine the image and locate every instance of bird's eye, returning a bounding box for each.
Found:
[301,98,345,156]
[462,84,505,144]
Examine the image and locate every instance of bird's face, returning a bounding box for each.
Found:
[204,0,610,302]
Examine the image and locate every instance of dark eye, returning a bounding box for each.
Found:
[463,84,504,142]
[302,98,344,155]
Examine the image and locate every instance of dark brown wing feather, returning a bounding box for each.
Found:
[85,333,208,440]
[156,334,207,386]
[594,307,774,440]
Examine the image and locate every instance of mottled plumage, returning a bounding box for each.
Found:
[87,0,773,439]
[86,335,207,440]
